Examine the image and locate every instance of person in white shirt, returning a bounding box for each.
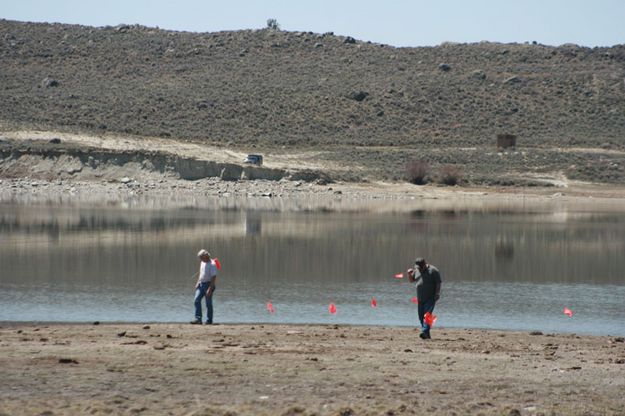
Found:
[191,249,218,324]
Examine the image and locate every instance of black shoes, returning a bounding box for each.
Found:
[190,320,215,325]
[190,319,215,325]
[419,332,431,340]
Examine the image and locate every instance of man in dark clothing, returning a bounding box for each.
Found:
[408,257,442,339]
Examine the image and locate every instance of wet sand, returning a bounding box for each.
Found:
[1,323,624,415]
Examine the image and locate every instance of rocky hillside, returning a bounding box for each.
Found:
[1,19,625,185]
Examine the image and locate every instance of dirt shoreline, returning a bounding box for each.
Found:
[2,175,625,215]
[3,130,625,212]
[1,323,624,415]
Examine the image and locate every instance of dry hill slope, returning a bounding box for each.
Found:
[1,19,624,185]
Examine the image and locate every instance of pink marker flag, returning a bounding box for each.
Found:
[213,258,221,270]
[410,296,418,304]
[563,307,573,317]
[394,273,404,279]
[329,303,337,315]
[266,302,275,314]
[424,312,437,327]
[371,298,377,308]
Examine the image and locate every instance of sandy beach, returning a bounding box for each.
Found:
[1,323,624,415]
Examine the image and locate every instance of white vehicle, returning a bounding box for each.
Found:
[243,154,263,165]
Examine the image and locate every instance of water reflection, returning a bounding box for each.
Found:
[1,205,625,285]
[1,203,624,334]
[245,213,262,236]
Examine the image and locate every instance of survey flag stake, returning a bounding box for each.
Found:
[371,298,377,308]
[213,258,221,270]
[329,303,337,314]
[410,296,418,304]
[563,307,573,317]
[266,302,275,314]
[424,311,437,327]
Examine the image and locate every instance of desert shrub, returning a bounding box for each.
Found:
[406,160,430,185]
[266,18,280,30]
[438,164,463,186]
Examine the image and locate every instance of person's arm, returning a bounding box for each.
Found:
[195,264,203,289]
[434,271,441,301]
[407,268,415,282]
[206,262,217,296]
[206,275,217,296]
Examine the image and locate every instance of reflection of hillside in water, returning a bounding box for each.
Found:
[1,205,624,287]
[0,207,340,246]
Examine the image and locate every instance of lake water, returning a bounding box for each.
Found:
[1,200,624,336]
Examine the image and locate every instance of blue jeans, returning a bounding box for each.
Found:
[194,282,215,323]
[418,298,436,334]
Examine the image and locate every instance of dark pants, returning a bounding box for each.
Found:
[418,298,436,334]
[194,282,215,323]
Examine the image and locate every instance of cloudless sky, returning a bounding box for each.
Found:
[2,0,623,47]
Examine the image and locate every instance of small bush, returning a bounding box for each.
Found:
[266,18,280,30]
[406,160,430,185]
[439,164,463,186]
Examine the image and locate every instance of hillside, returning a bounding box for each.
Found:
[1,19,625,185]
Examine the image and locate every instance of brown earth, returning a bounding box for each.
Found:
[1,323,624,415]
[1,20,625,186]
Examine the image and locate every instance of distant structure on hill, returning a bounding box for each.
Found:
[497,134,517,149]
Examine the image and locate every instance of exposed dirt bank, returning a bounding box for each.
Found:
[0,131,332,184]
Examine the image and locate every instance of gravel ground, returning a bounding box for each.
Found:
[1,323,624,416]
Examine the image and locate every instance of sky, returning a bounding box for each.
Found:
[2,0,624,47]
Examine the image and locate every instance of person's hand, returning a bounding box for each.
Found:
[407,268,414,278]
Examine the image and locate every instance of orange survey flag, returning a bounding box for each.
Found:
[266,301,275,314]
[424,312,437,327]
